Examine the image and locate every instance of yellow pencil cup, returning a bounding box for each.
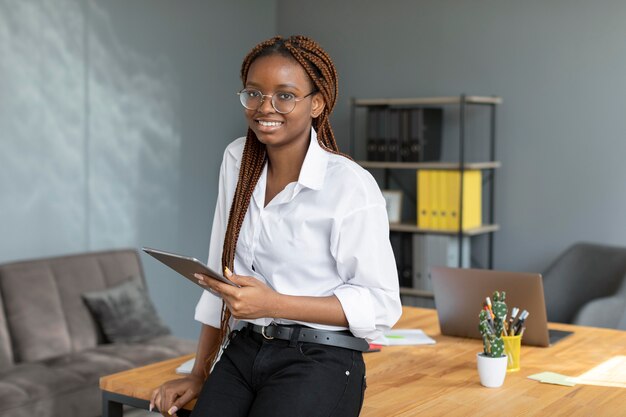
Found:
[502,335,521,372]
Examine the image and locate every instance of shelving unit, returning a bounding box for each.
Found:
[349,94,501,303]
[357,161,501,170]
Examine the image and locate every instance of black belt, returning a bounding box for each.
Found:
[246,323,369,352]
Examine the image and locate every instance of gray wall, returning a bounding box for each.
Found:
[277,0,626,274]
[0,0,276,339]
[3,0,626,338]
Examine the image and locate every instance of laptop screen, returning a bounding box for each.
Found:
[431,267,555,347]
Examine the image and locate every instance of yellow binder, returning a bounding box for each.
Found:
[417,170,431,228]
[446,170,460,230]
[442,170,481,231]
[419,169,481,231]
[462,170,482,230]
[430,171,442,230]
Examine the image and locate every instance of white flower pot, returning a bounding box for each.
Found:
[476,353,507,388]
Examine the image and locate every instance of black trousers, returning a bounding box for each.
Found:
[190,326,367,417]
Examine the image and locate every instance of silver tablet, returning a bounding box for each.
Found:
[142,247,239,288]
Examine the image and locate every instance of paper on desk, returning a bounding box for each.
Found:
[372,329,436,346]
[176,358,195,375]
[527,372,577,387]
[573,355,626,388]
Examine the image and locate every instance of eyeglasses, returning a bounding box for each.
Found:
[237,88,317,114]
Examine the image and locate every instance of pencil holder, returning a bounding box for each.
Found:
[502,335,521,372]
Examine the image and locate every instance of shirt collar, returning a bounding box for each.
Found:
[297,127,329,191]
[250,127,329,208]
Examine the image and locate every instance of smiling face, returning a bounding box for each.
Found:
[243,54,325,150]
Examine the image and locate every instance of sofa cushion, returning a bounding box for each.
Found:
[1,262,74,363]
[82,278,170,343]
[0,286,13,372]
[0,336,196,417]
[0,249,144,363]
[87,335,197,367]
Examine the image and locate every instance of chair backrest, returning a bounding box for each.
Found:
[0,249,144,365]
[543,242,626,323]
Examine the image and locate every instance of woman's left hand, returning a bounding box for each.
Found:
[194,271,280,319]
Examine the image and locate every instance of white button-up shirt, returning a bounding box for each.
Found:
[195,128,402,341]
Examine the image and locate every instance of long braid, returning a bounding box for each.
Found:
[203,133,266,375]
[204,35,346,372]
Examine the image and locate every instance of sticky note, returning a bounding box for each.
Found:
[527,372,576,387]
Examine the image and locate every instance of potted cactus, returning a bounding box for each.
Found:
[476,291,508,387]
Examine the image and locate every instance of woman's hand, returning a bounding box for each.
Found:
[150,375,203,416]
[195,270,281,319]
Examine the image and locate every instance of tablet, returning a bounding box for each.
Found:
[142,247,239,288]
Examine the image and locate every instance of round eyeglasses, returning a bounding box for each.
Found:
[237,88,317,114]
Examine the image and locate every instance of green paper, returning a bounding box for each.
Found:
[527,372,577,387]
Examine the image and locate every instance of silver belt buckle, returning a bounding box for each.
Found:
[261,323,275,340]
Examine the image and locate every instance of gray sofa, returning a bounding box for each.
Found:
[0,249,196,417]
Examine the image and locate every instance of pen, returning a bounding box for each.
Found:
[510,309,523,334]
[508,307,519,335]
[367,343,382,353]
[483,306,496,334]
[485,297,494,319]
[514,310,529,335]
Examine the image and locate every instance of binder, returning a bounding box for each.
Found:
[407,108,421,162]
[376,138,388,162]
[447,170,460,230]
[412,234,470,291]
[441,170,482,231]
[366,107,389,161]
[399,109,412,162]
[387,109,401,161]
[417,170,431,228]
[431,170,442,229]
[377,108,388,161]
[366,107,379,160]
[409,108,443,162]
[440,170,449,229]
[421,108,443,162]
[462,170,482,230]
[390,233,412,288]
[418,169,482,231]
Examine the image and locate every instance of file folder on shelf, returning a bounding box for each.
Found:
[446,170,481,231]
[412,234,470,291]
[417,170,431,228]
[417,169,482,231]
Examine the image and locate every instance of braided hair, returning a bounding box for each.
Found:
[204,35,345,372]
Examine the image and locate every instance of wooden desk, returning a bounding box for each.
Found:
[100,307,626,416]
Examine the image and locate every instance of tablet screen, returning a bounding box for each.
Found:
[142,247,240,288]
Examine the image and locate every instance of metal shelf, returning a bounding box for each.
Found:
[389,223,500,236]
[358,161,501,170]
[354,96,502,107]
[399,287,434,298]
[350,93,500,277]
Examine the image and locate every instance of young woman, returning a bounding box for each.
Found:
[151,35,401,417]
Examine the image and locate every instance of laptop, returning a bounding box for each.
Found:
[431,267,572,347]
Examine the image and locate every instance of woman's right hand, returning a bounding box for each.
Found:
[150,374,203,416]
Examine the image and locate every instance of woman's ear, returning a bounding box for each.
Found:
[311,93,326,118]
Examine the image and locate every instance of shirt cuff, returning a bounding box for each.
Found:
[334,284,380,341]
[194,290,223,328]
